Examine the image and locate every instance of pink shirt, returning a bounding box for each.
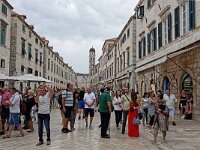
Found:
[2,92,12,106]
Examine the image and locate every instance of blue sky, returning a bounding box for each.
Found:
[9,0,139,73]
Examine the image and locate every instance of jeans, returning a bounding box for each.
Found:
[38,114,50,142]
[100,112,110,136]
[122,111,129,132]
[114,110,122,126]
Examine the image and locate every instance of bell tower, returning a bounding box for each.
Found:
[89,47,95,75]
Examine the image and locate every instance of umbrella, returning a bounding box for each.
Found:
[0,73,10,80]
[9,74,52,83]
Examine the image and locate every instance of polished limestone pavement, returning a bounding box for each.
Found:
[1,109,200,150]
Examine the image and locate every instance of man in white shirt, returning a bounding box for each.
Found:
[84,87,96,129]
[163,89,177,126]
[3,87,24,138]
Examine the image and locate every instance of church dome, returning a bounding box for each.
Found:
[89,47,95,52]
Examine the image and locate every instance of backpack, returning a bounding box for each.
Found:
[58,94,62,106]
[20,100,26,115]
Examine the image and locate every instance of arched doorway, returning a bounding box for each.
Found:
[181,74,193,92]
[163,77,170,94]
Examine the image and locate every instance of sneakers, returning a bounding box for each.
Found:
[61,128,68,133]
[172,121,176,126]
[89,125,93,130]
[36,141,43,146]
[66,128,72,132]
[85,124,88,129]
[46,140,51,145]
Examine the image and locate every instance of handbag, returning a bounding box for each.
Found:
[133,117,140,125]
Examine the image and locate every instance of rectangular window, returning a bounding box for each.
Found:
[48,59,50,70]
[142,37,146,57]
[51,61,53,72]
[127,29,130,38]
[0,23,6,45]
[40,42,43,49]
[168,13,172,43]
[127,50,130,67]
[164,14,172,45]
[2,4,7,16]
[35,38,38,44]
[35,70,38,76]
[22,24,26,32]
[35,49,38,63]
[29,31,32,38]
[0,59,5,68]
[21,39,26,56]
[28,67,33,74]
[189,0,195,30]
[123,52,125,69]
[158,22,162,48]
[120,55,122,71]
[138,41,142,59]
[40,52,43,65]
[117,58,119,73]
[28,44,32,60]
[150,29,155,51]
[147,33,151,54]
[21,65,24,72]
[174,6,180,39]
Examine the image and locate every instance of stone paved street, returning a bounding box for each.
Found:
[1,109,200,150]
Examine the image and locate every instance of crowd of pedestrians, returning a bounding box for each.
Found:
[0,83,193,145]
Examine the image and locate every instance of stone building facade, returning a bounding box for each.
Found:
[115,15,137,90]
[10,12,44,92]
[43,40,77,89]
[6,1,77,91]
[88,15,137,91]
[135,0,200,120]
[76,73,88,88]
[0,0,13,87]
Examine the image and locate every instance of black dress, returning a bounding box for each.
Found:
[25,97,36,121]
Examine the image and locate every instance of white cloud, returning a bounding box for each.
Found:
[8,0,139,73]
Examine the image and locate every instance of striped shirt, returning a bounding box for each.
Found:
[62,90,74,107]
[38,92,50,114]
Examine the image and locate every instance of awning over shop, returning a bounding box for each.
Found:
[135,56,167,73]
[116,74,128,81]
[0,73,10,81]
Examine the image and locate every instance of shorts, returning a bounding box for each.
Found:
[84,108,94,118]
[168,108,175,117]
[78,101,84,109]
[64,106,73,119]
[2,106,10,120]
[9,113,20,127]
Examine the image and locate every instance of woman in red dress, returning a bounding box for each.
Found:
[128,91,141,137]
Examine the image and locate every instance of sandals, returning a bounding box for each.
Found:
[3,135,11,139]
[16,134,24,137]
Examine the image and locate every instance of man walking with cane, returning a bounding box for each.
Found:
[98,87,112,138]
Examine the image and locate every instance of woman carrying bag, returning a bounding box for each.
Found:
[128,91,141,137]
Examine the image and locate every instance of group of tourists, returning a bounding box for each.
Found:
[0,83,193,146]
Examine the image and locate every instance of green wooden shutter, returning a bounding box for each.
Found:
[139,41,142,59]
[147,33,151,54]
[143,37,146,57]
[168,13,172,43]
[174,6,180,38]
[153,28,157,51]
[189,0,195,30]
[2,4,7,16]
[158,22,162,48]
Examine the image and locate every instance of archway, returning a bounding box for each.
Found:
[181,74,193,92]
[163,77,170,94]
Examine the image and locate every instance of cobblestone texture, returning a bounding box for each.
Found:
[1,109,200,150]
